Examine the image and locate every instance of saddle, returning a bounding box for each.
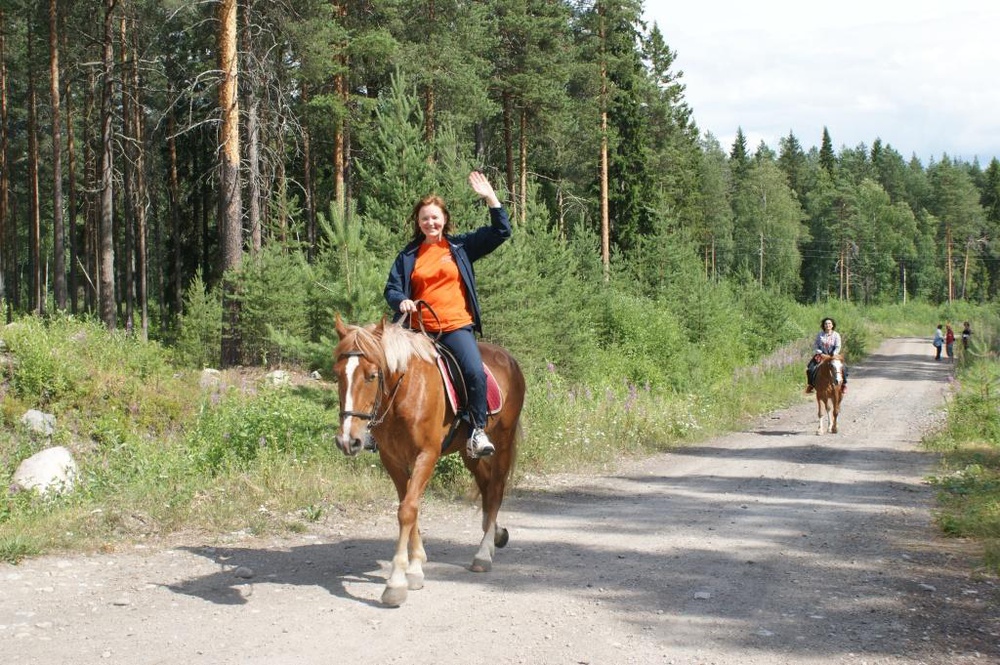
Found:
[404,301,503,453]
[434,342,503,417]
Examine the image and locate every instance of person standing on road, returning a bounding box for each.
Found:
[945,323,956,360]
[932,324,944,361]
[961,321,972,352]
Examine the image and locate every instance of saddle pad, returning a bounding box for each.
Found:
[436,356,503,416]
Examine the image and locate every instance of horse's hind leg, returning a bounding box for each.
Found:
[466,457,500,572]
[466,429,514,573]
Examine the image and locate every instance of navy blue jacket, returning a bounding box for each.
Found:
[384,206,511,335]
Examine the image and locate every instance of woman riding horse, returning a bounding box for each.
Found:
[383,171,510,459]
[332,317,525,606]
[805,317,848,394]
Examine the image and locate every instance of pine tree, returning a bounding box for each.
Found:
[979,158,1000,298]
[928,156,985,301]
[777,130,808,201]
[353,70,439,258]
[729,127,749,178]
[818,127,836,174]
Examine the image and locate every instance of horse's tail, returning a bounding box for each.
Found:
[508,418,522,484]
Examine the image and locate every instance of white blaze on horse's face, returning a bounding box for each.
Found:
[336,354,370,456]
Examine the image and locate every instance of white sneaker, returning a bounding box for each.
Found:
[467,428,495,459]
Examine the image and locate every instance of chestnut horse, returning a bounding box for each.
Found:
[332,316,525,606]
[813,354,843,435]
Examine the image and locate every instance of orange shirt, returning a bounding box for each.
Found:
[411,240,473,332]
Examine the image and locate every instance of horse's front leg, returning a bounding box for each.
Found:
[405,516,427,591]
[816,401,826,435]
[381,452,436,607]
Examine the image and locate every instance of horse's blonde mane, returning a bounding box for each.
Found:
[381,322,437,372]
[339,320,437,374]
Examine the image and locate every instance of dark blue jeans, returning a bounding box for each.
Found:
[439,326,487,428]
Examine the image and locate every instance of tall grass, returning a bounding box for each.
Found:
[924,308,1000,571]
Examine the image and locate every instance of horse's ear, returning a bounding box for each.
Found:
[375,315,388,336]
[334,313,349,340]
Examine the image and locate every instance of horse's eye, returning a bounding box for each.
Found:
[365,371,378,383]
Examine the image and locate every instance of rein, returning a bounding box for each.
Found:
[338,350,405,428]
[402,300,443,342]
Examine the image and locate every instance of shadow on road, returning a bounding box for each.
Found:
[164,337,995,662]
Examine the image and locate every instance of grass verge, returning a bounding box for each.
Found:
[924,321,1000,572]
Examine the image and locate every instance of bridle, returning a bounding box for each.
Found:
[337,349,405,428]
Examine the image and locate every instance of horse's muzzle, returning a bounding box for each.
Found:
[335,431,376,457]
[335,432,363,456]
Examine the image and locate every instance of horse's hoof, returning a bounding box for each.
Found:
[470,558,492,573]
[381,585,408,607]
[494,527,510,549]
[406,572,424,590]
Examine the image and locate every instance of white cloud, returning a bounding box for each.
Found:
[645,0,1000,163]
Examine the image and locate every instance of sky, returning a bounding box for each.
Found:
[643,0,1000,165]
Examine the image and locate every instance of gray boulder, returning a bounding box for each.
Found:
[12,446,78,496]
[21,409,56,437]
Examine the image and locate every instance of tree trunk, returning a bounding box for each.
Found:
[301,93,314,259]
[844,244,851,301]
[63,20,79,313]
[502,92,515,222]
[120,17,135,332]
[423,0,436,143]
[332,1,347,217]
[332,80,346,217]
[758,232,764,288]
[127,16,147,339]
[217,0,243,366]
[242,4,261,256]
[247,100,261,255]
[28,29,43,315]
[49,0,66,310]
[945,225,953,303]
[196,131,209,281]
[0,11,9,319]
[84,68,97,313]
[167,104,182,315]
[961,241,971,300]
[275,159,287,243]
[599,9,610,282]
[98,0,117,329]
[518,108,527,225]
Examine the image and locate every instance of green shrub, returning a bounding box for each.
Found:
[0,316,88,404]
[186,387,337,473]
[174,272,222,368]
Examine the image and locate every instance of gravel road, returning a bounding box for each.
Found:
[2,337,998,665]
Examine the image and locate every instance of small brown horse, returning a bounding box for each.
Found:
[814,354,843,435]
[332,316,525,606]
